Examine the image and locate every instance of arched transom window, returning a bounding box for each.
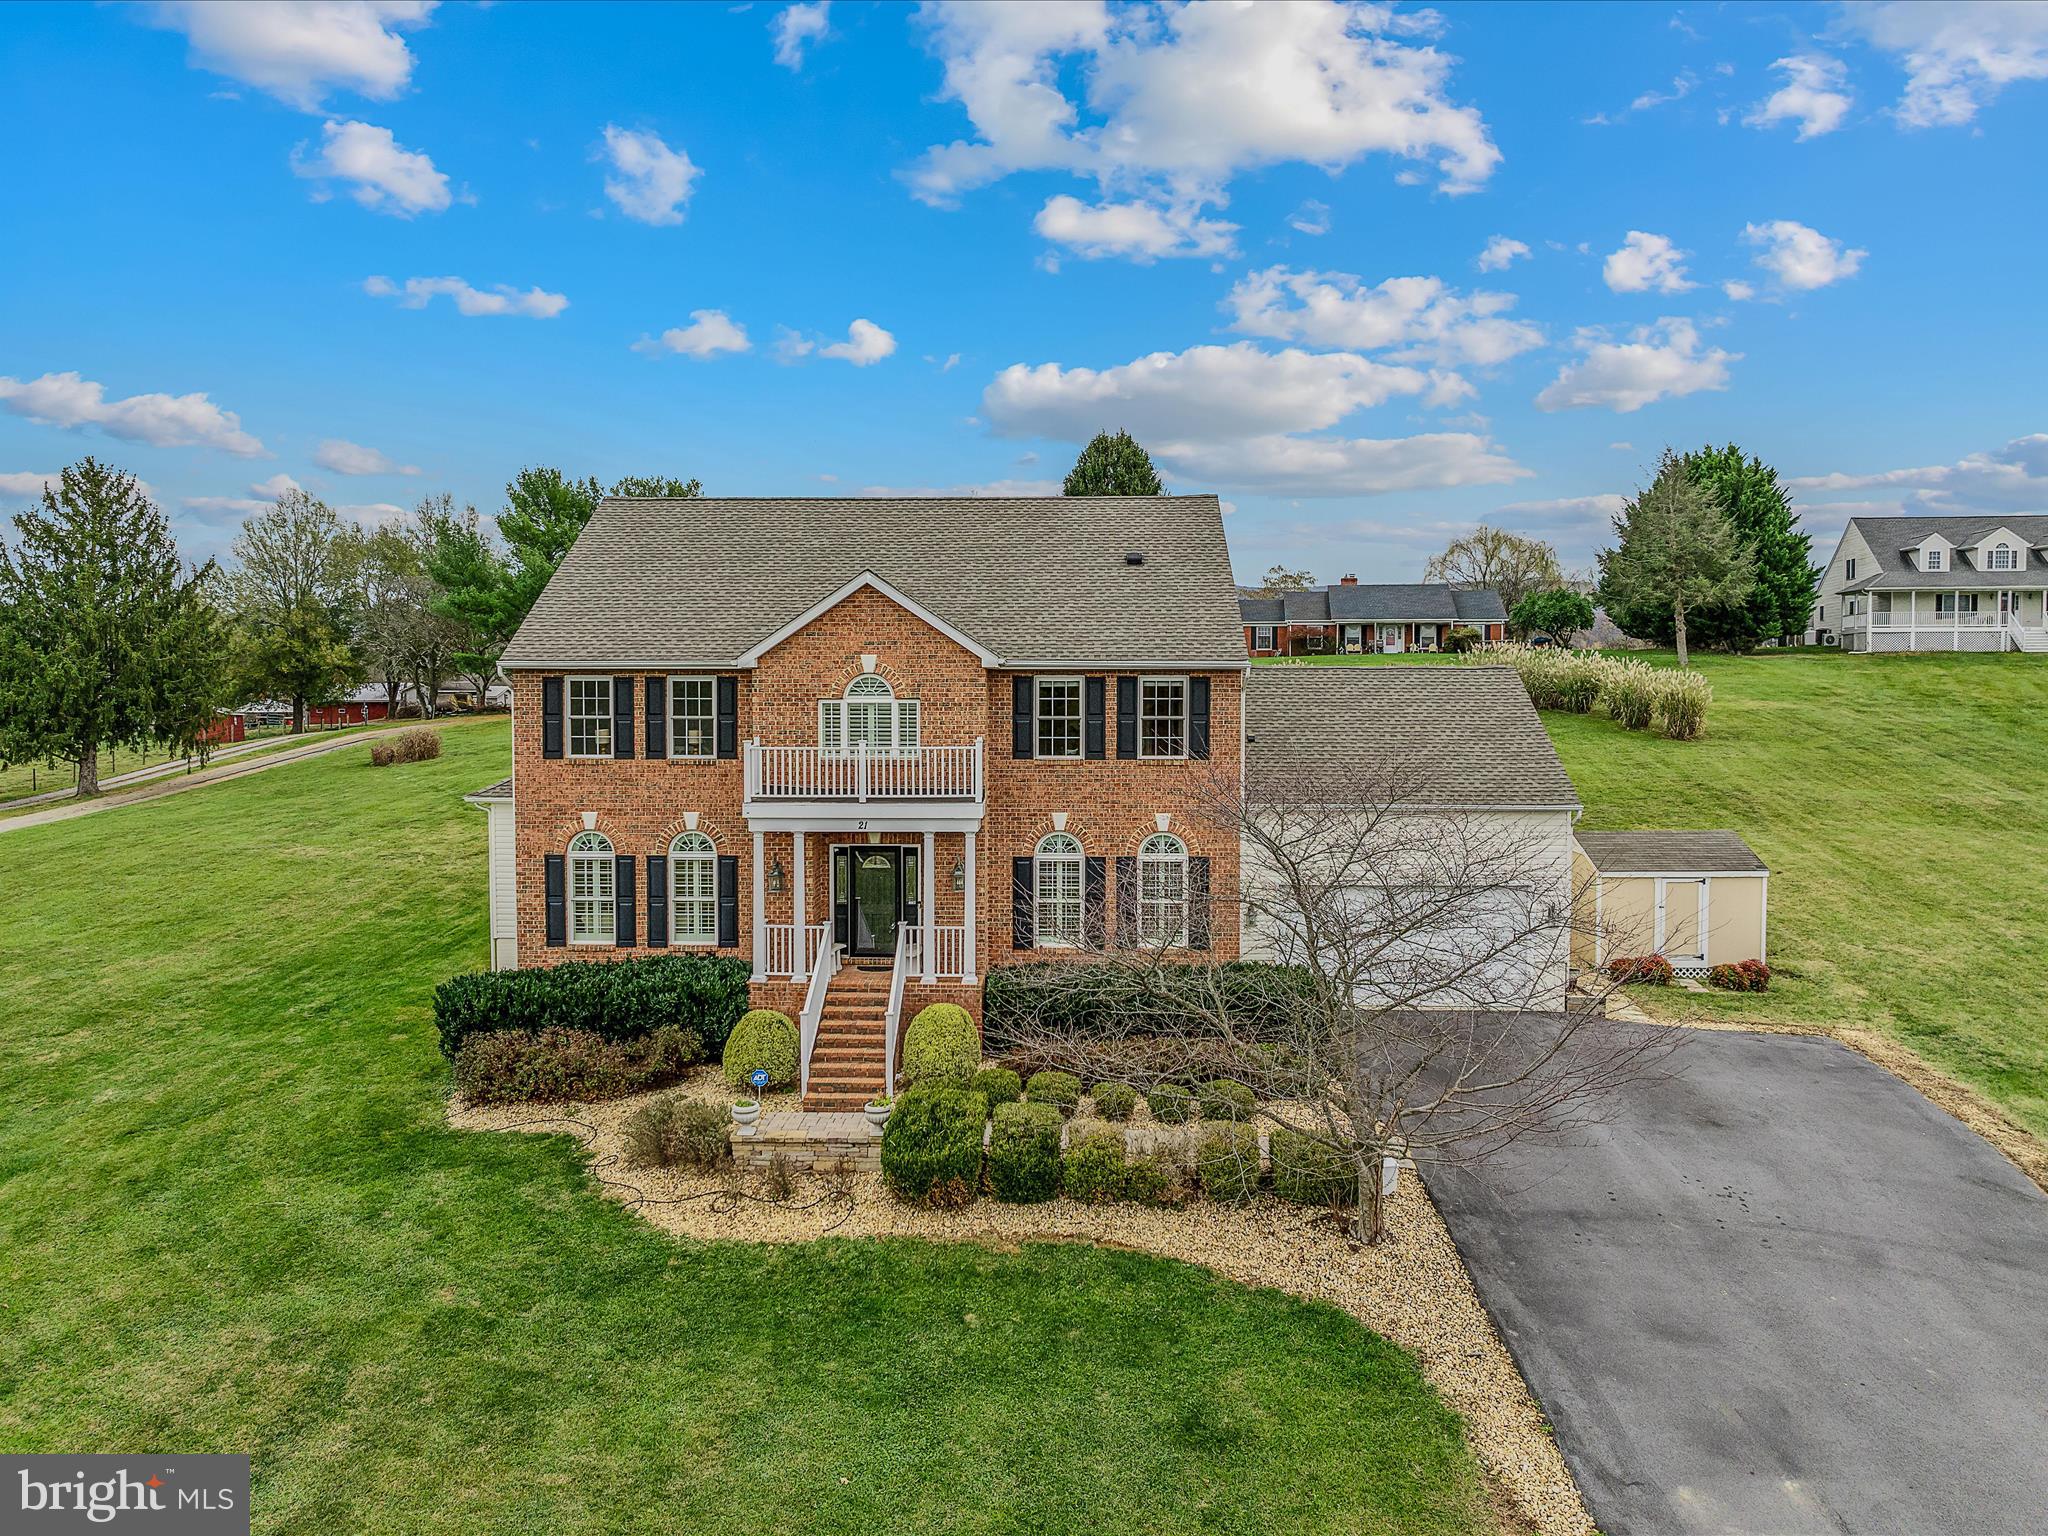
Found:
[1137,832,1188,947]
[819,673,920,756]
[669,831,717,945]
[568,831,615,945]
[1034,831,1084,948]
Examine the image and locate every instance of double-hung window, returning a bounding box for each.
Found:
[567,831,615,944]
[668,676,715,759]
[1033,832,1084,947]
[1035,677,1082,759]
[1138,677,1188,760]
[1934,593,1957,618]
[1252,625,1275,651]
[1137,833,1188,947]
[567,676,612,759]
[1987,545,2018,571]
[669,831,718,944]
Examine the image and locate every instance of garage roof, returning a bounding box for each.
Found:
[1575,829,1766,874]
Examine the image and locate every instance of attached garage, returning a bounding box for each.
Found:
[1572,830,1768,977]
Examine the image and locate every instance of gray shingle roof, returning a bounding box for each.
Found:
[1237,581,1505,626]
[1842,515,2048,591]
[502,496,1246,669]
[1574,829,1765,874]
[465,777,513,800]
[1245,665,1580,809]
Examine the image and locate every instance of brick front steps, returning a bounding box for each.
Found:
[800,966,893,1112]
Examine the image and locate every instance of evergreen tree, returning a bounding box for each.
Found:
[224,489,364,732]
[0,459,231,796]
[1063,430,1165,496]
[1598,451,1757,667]
[419,496,513,702]
[496,467,602,622]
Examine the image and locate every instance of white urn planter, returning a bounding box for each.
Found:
[731,1099,762,1137]
[864,1098,893,1136]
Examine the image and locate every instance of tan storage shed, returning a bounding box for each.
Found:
[1572,830,1768,978]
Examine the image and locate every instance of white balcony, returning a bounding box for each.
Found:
[742,739,985,830]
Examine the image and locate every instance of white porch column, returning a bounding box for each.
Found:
[1908,589,1916,648]
[750,828,767,980]
[922,828,937,982]
[791,830,807,983]
[962,830,977,983]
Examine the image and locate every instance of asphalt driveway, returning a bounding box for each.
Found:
[1426,1026,2048,1536]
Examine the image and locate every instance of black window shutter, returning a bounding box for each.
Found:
[612,676,634,759]
[715,677,738,760]
[541,677,564,760]
[1084,677,1106,760]
[1186,856,1211,950]
[1114,855,1139,946]
[614,855,637,947]
[645,854,669,947]
[1012,857,1034,948]
[544,854,566,946]
[1189,676,1211,760]
[1115,677,1138,759]
[1011,675,1034,759]
[716,855,739,947]
[644,677,667,759]
[1083,856,1106,948]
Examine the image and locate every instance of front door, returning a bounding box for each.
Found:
[1379,623,1405,654]
[834,845,920,957]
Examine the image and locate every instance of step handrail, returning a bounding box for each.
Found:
[884,924,915,1096]
[796,920,839,1096]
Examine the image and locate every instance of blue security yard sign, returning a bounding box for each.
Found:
[750,1068,769,1091]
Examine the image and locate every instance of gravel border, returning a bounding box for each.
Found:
[452,1081,1592,1536]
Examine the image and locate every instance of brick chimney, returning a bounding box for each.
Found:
[1338,573,1358,586]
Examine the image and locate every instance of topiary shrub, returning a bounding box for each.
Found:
[988,1101,1064,1202]
[902,1002,981,1087]
[1197,1078,1256,1121]
[1607,954,1675,986]
[1708,958,1771,992]
[970,1066,1022,1113]
[722,1008,798,1089]
[453,1025,695,1104]
[1268,1128,1356,1209]
[1090,1082,1138,1122]
[1062,1129,1129,1203]
[880,1085,988,1206]
[1196,1124,1261,1204]
[434,952,751,1060]
[622,1093,730,1171]
[1025,1069,1082,1116]
[1122,1150,1187,1208]
[1147,1083,1195,1125]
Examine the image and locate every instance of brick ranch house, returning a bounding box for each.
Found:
[1239,578,1505,657]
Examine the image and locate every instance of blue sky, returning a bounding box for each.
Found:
[3,1,2045,582]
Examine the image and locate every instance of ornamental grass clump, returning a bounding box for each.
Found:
[1654,669,1713,740]
[622,1092,730,1171]
[1601,659,1659,730]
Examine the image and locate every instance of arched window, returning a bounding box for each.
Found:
[567,831,615,945]
[1033,832,1084,948]
[1137,832,1188,947]
[819,674,920,756]
[669,831,717,945]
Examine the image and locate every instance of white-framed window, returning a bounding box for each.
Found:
[568,830,615,944]
[668,676,715,759]
[1934,593,1957,617]
[1252,625,1275,651]
[1987,545,2019,571]
[819,674,920,756]
[1033,831,1084,947]
[1924,547,1945,571]
[668,831,717,944]
[567,676,612,759]
[1138,676,1187,760]
[1035,676,1082,758]
[1137,832,1188,947]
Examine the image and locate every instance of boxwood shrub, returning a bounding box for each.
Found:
[902,1002,981,1087]
[988,1101,1065,1203]
[880,1086,988,1207]
[1147,1083,1195,1125]
[1122,1150,1187,1208]
[1024,1069,1082,1116]
[1061,1128,1129,1203]
[1090,1082,1138,1122]
[1196,1124,1262,1204]
[1268,1128,1356,1209]
[722,1009,798,1090]
[981,961,1316,1051]
[434,952,751,1060]
[970,1066,1023,1113]
[1196,1078,1256,1122]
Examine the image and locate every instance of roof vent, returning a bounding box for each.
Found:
[1125,551,1145,566]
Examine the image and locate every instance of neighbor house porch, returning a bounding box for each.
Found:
[1842,587,2048,652]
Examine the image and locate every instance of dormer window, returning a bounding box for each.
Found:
[1987,545,2019,571]
[819,674,920,756]
[1923,547,1944,571]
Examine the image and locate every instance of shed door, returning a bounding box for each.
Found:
[1659,879,1706,963]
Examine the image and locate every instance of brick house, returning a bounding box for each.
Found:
[1240,577,1505,656]
[470,495,1250,1108]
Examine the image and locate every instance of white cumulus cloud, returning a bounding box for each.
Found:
[1034,194,1237,261]
[1602,230,1694,294]
[1787,433,2048,513]
[292,119,451,215]
[772,2,831,70]
[857,478,1063,498]
[1289,200,1331,236]
[0,471,64,499]
[1476,235,1529,272]
[819,319,897,366]
[633,309,753,359]
[183,472,304,517]
[1843,1,2048,127]
[1534,317,1737,413]
[598,125,700,226]
[314,438,418,475]
[1744,54,1854,139]
[1742,220,1866,290]
[0,370,266,457]
[363,275,568,318]
[1722,279,1757,301]
[147,0,435,111]
[1224,266,1544,370]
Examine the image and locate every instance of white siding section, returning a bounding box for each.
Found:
[486,799,518,970]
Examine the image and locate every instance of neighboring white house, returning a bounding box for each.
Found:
[1811,515,2048,653]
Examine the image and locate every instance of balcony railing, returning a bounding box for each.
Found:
[744,740,984,802]
[1855,609,2001,629]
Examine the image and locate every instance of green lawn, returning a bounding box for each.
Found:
[0,721,392,811]
[0,717,1495,1535]
[1269,648,2048,1139]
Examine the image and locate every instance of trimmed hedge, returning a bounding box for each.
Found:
[1196,1124,1261,1204]
[1061,1129,1128,1203]
[1147,1083,1195,1125]
[1025,1070,1082,1116]
[970,1067,1023,1113]
[981,961,1317,1051]
[1090,1082,1138,1122]
[722,1009,799,1090]
[622,1093,730,1171]
[1122,1151,1186,1207]
[1197,1078,1256,1122]
[1269,1128,1356,1209]
[988,1101,1064,1203]
[902,1002,981,1086]
[434,952,751,1060]
[452,1025,695,1104]
[881,1086,987,1206]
